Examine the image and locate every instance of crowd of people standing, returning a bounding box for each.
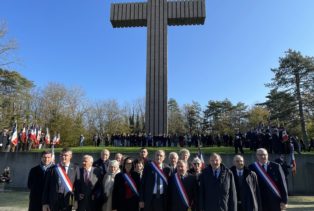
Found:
[28,147,289,211]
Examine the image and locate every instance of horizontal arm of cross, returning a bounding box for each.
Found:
[110,0,205,28]
[168,0,205,26]
[110,2,147,28]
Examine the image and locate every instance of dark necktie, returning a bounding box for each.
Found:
[215,170,218,179]
[84,170,89,184]
[238,171,243,187]
[156,174,160,198]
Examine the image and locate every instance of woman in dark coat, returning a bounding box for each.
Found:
[112,157,140,211]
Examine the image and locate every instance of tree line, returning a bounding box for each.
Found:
[0,23,313,147]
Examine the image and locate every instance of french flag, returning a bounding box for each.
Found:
[30,126,37,142]
[36,127,42,145]
[21,125,27,143]
[11,123,18,146]
[282,130,289,142]
[45,128,51,144]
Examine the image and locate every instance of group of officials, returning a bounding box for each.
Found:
[28,147,288,211]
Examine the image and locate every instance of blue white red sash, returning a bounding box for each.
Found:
[150,162,168,185]
[174,173,190,208]
[123,173,139,197]
[56,163,73,193]
[253,162,281,199]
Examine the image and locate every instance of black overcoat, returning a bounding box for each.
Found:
[112,171,141,211]
[230,166,262,211]
[28,165,50,211]
[199,164,237,211]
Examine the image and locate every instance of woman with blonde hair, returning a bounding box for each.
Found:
[102,160,120,211]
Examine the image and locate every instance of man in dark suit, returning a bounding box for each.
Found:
[230,155,262,211]
[139,150,171,211]
[75,155,102,211]
[249,148,288,211]
[42,147,79,211]
[168,160,197,211]
[199,153,237,211]
[28,150,53,211]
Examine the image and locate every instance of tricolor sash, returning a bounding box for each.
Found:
[253,162,281,199]
[56,163,73,193]
[174,173,190,208]
[123,173,139,197]
[150,162,168,185]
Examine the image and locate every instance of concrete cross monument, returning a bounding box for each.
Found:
[110,0,206,136]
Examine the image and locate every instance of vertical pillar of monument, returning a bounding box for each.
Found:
[146,0,168,136]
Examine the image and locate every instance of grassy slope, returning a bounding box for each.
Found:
[30,145,314,155]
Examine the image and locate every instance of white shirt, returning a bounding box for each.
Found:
[153,163,164,194]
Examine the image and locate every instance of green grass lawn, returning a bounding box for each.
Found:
[30,145,314,155]
[0,190,313,210]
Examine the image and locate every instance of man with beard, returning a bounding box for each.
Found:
[230,155,262,211]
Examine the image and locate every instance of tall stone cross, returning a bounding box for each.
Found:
[110,0,206,136]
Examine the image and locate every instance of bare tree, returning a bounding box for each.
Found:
[0,22,18,68]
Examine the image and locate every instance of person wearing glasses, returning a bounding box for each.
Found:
[249,148,288,211]
[42,148,79,211]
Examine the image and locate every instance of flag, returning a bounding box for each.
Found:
[21,124,27,143]
[30,126,37,143]
[51,144,55,164]
[282,130,289,142]
[11,122,18,146]
[36,127,42,145]
[197,147,205,169]
[56,133,60,145]
[290,141,297,176]
[45,128,51,145]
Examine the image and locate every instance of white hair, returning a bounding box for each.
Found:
[256,148,268,155]
[83,155,94,163]
[169,152,178,159]
[109,160,120,168]
[179,148,190,157]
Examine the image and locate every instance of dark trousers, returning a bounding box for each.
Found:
[144,194,166,211]
[235,145,244,154]
[52,193,72,211]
